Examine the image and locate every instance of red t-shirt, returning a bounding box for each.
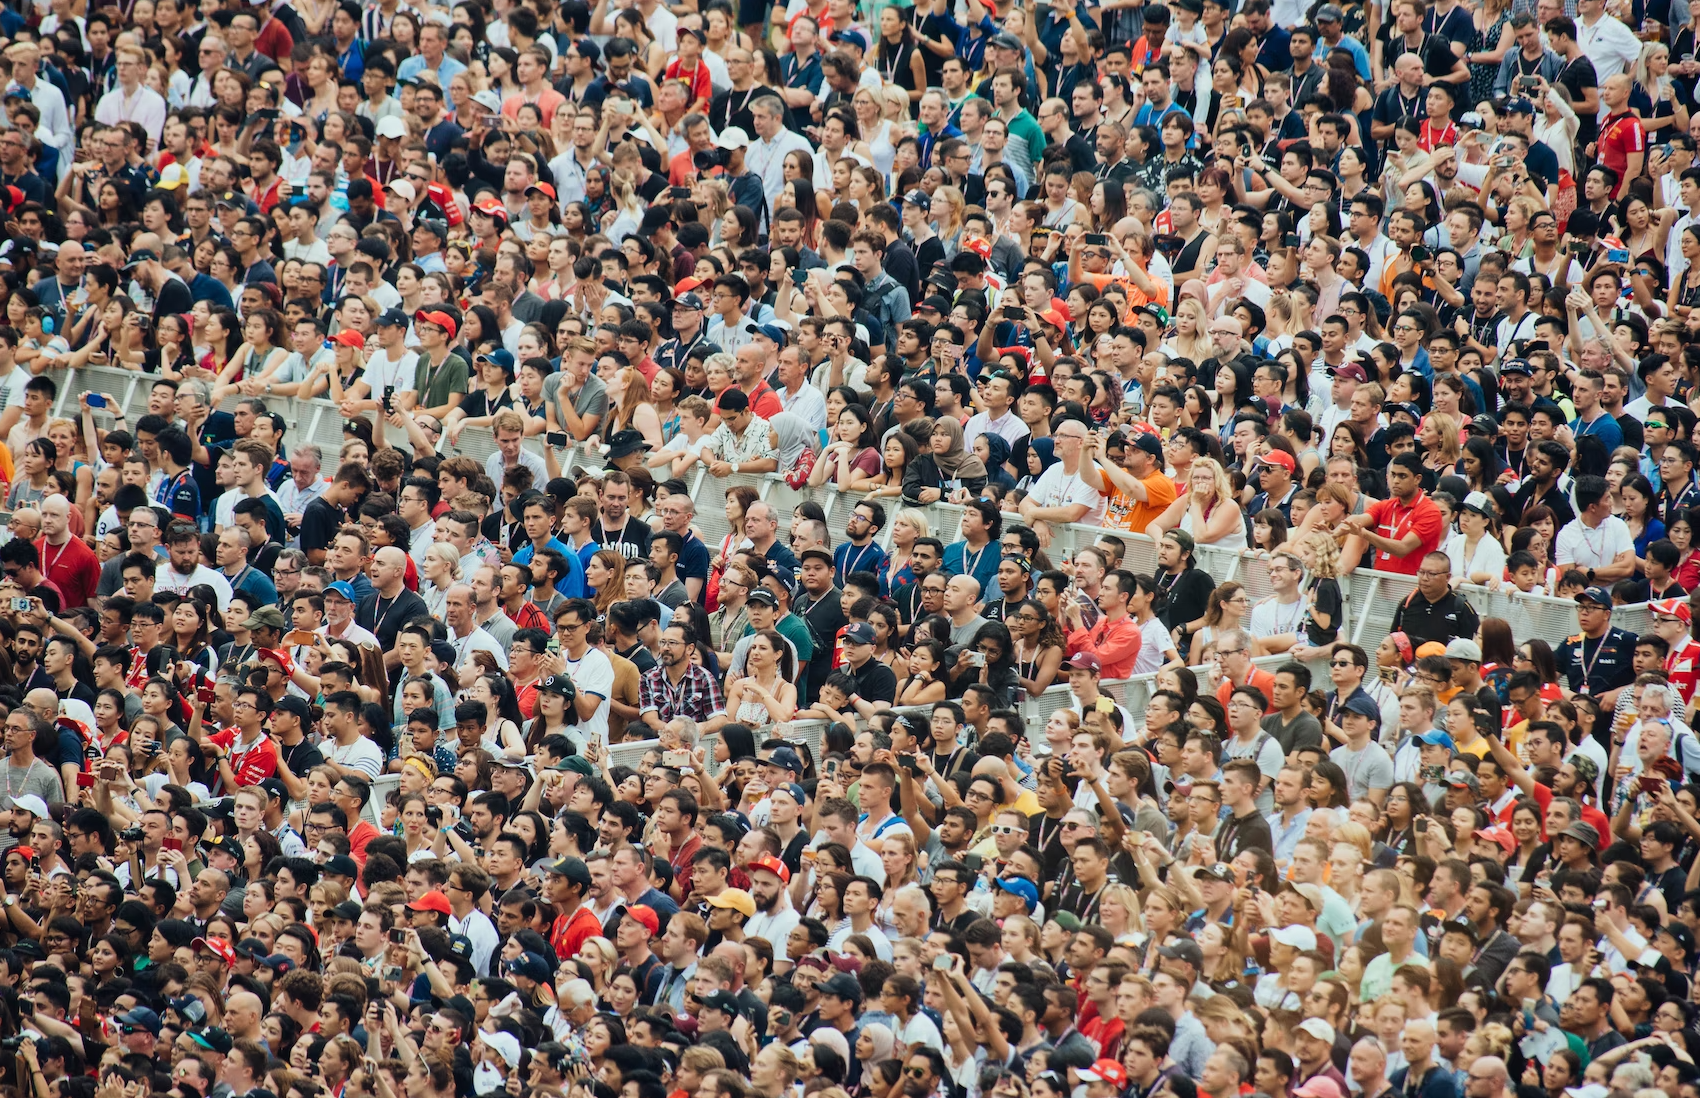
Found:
[35,534,99,610]
[1363,491,1446,574]
[1669,638,1700,704]
[209,727,280,792]
[1419,118,1458,151]
[664,59,713,105]
[550,905,604,960]
[1599,112,1645,198]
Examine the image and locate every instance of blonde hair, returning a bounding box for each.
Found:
[1298,529,1340,580]
[1097,882,1143,934]
[590,549,627,618]
[1333,820,1374,862]
[423,541,462,581]
[933,185,966,240]
[1425,412,1463,466]
[893,507,931,541]
[696,177,731,223]
[1170,297,1213,363]
[1190,457,1236,511]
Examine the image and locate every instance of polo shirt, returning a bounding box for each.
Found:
[1389,590,1481,648]
[848,657,898,704]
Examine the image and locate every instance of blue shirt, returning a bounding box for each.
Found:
[942,539,1001,602]
[513,536,586,598]
[1572,411,1625,453]
[835,540,889,593]
[396,53,465,87]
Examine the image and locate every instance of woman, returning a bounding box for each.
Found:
[1008,597,1065,697]
[896,639,949,706]
[1380,781,1433,857]
[706,486,756,612]
[1152,458,1247,549]
[601,169,647,243]
[724,631,798,729]
[171,600,218,675]
[443,350,517,445]
[809,404,883,489]
[874,831,920,936]
[603,366,664,448]
[1309,759,1352,816]
[1420,412,1464,478]
[525,676,581,751]
[874,7,926,107]
[1668,509,1700,591]
[864,431,919,498]
[904,418,989,503]
[1190,581,1251,662]
[1623,475,1666,575]
[1445,491,1508,586]
[218,308,289,397]
[883,508,930,595]
[466,675,527,758]
[1633,42,1689,140]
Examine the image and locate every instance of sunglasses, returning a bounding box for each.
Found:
[990,825,1021,836]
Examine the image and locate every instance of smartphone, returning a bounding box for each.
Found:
[1641,774,1664,794]
[791,268,808,287]
[1002,306,1024,321]
[899,754,918,773]
[546,634,561,654]
[1083,233,1107,245]
[87,394,106,409]
[662,749,688,767]
[1282,232,1301,248]
[1415,817,1428,833]
[75,772,95,788]
[547,431,569,447]
[1607,248,1632,263]
[1519,76,1540,91]
[382,385,395,412]
[285,629,317,645]
[382,965,404,982]
[196,681,215,704]
[668,186,691,199]
[933,953,953,971]
[614,100,634,116]
[162,837,182,852]
[962,853,984,873]
[967,651,986,667]
[9,598,30,613]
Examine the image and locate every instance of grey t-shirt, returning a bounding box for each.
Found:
[544,372,609,437]
[0,757,63,805]
[1330,741,1395,801]
[1262,710,1325,756]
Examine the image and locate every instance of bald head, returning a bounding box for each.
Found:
[23,688,57,715]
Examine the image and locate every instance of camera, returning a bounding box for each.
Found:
[454,819,475,841]
[1,1036,24,1053]
[120,826,144,843]
[693,149,731,171]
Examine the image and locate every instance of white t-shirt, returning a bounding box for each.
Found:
[565,647,616,744]
[1248,595,1308,639]
[327,735,384,778]
[1134,616,1174,675]
[362,347,418,396]
[0,366,29,416]
[661,432,716,466]
[155,563,233,610]
[1443,531,1507,582]
[1555,515,1635,570]
[450,625,509,672]
[1026,462,1106,526]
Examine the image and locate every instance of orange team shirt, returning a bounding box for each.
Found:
[1076,269,1171,313]
[1216,666,1278,713]
[502,88,568,129]
[1101,472,1179,533]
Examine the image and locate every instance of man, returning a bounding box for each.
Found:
[1343,453,1445,575]
[1062,570,1142,678]
[33,497,97,610]
[1557,587,1639,704]
[354,545,428,661]
[94,46,166,149]
[1019,419,1106,539]
[1390,553,1482,647]
[1556,474,1636,584]
[1216,758,1275,860]
[639,622,724,733]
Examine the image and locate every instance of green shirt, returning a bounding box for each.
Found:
[412,349,469,411]
[1001,108,1047,171]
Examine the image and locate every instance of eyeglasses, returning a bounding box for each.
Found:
[990,824,1021,836]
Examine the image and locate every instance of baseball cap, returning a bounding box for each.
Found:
[903,188,932,211]
[191,936,235,966]
[116,1007,161,1034]
[544,857,592,887]
[993,876,1038,912]
[189,1028,234,1055]
[1500,358,1534,376]
[1079,1061,1129,1088]
[1415,730,1457,751]
[323,581,358,602]
[10,795,48,819]
[414,309,458,339]
[375,116,408,139]
[1269,925,1319,950]
[377,308,410,329]
[504,952,551,982]
[1653,598,1693,624]
[329,901,363,922]
[714,127,751,150]
[1295,1019,1337,1045]
[1261,450,1296,472]
[1327,363,1368,382]
[1447,770,1481,794]
[1461,491,1497,519]
[623,904,660,936]
[766,745,803,774]
[1341,694,1380,725]
[1504,96,1536,114]
[1577,586,1614,608]
[1445,638,1483,662]
[1294,1079,1345,1098]
[830,27,869,50]
[706,890,757,917]
[407,890,452,916]
[1064,653,1102,673]
[842,622,876,645]
[818,973,863,1001]
[699,989,741,1015]
[673,292,705,311]
[749,854,791,883]
[385,179,416,204]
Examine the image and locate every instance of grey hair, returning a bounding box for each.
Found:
[182,379,213,407]
[290,444,323,468]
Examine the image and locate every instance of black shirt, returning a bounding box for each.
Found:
[152,277,193,321]
[593,515,650,562]
[848,657,897,704]
[299,496,345,559]
[355,588,431,652]
[1557,625,1639,696]
[1389,589,1481,648]
[1217,809,1273,862]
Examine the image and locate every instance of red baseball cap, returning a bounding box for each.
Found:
[623,904,660,936]
[1262,450,1297,473]
[192,936,236,966]
[257,648,295,676]
[1653,598,1693,625]
[748,854,790,883]
[1080,1061,1128,1088]
[526,182,557,201]
[415,310,458,340]
[407,890,453,916]
[331,329,366,350]
[472,197,508,222]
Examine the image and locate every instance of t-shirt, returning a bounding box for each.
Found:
[1330,741,1395,800]
[1026,462,1107,526]
[362,347,417,398]
[1362,492,1445,575]
[1556,515,1635,571]
[299,495,345,558]
[565,646,616,744]
[412,350,470,410]
[1102,471,1178,534]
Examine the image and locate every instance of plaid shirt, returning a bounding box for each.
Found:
[638,662,726,724]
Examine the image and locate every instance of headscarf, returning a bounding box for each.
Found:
[770,411,818,470]
[854,1021,893,1062]
[980,431,1015,489]
[930,417,988,480]
[1027,436,1058,477]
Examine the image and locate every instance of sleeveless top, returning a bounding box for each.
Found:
[1182,503,1248,550]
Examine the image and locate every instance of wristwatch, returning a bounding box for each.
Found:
[732,462,741,473]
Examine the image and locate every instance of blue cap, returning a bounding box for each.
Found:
[116,1006,161,1034]
[1578,586,1614,608]
[830,27,869,50]
[757,322,790,346]
[477,348,516,375]
[1342,694,1381,726]
[775,782,807,806]
[323,581,358,602]
[1415,730,1456,751]
[505,951,552,982]
[765,745,803,774]
[994,876,1039,912]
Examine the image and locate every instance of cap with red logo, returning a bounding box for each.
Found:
[1262,450,1297,473]
[191,936,236,966]
[1653,598,1693,625]
[472,197,509,224]
[623,904,660,936]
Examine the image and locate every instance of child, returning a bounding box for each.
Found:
[797,670,856,722]
[1505,550,1545,595]
[1554,569,1590,601]
[1647,540,1687,600]
[1166,0,1209,55]
[651,395,718,478]
[663,28,714,117]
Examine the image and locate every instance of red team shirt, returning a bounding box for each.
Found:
[1363,491,1446,574]
[1599,111,1646,198]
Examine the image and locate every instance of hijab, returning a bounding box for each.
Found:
[770,411,818,470]
[857,1022,895,1064]
[930,417,988,480]
[980,431,1015,489]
